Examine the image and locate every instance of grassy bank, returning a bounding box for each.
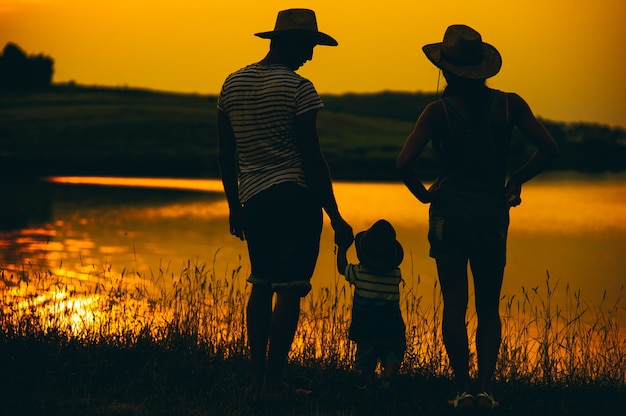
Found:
[2,85,625,181]
[1,257,624,415]
[0,85,415,180]
[0,86,217,178]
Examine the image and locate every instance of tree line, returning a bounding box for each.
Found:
[0,43,54,91]
[1,50,624,179]
[321,91,626,174]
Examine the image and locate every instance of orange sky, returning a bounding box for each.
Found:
[1,0,625,128]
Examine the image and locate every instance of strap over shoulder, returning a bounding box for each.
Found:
[442,89,501,130]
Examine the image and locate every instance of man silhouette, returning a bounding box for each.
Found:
[217,8,353,399]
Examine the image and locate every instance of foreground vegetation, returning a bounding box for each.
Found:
[1,85,625,180]
[1,256,624,415]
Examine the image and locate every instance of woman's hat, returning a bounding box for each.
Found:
[422,24,501,79]
[254,8,338,46]
[355,219,404,271]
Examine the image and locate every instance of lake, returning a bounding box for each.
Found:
[1,174,625,328]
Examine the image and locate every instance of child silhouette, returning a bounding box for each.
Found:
[336,219,406,394]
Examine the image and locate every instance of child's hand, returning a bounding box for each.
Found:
[335,239,350,276]
[333,220,354,248]
[336,237,353,250]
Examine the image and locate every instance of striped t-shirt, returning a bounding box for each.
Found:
[217,63,324,203]
[344,263,406,342]
[344,264,402,301]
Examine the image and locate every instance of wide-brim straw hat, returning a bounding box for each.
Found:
[254,8,338,46]
[422,24,501,79]
[355,219,404,272]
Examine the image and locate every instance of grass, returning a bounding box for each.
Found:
[1,253,625,415]
[0,86,218,178]
[0,85,417,181]
[0,86,446,181]
[8,84,626,181]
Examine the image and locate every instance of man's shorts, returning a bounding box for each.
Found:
[428,211,509,270]
[243,182,322,297]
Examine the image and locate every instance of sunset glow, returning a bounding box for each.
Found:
[1,0,625,128]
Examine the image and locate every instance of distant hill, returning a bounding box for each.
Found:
[1,84,624,180]
[320,90,626,177]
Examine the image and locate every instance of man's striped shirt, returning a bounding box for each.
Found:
[217,63,324,203]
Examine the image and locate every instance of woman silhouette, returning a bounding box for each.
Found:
[397,24,558,410]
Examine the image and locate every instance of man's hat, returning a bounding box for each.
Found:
[355,219,404,271]
[254,8,338,46]
[422,24,501,79]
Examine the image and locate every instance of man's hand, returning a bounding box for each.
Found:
[332,217,354,248]
[229,206,245,240]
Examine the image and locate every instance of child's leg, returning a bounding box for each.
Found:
[380,343,405,384]
[353,340,377,387]
[381,360,401,381]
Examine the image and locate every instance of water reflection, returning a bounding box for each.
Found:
[1,176,625,335]
[0,178,244,335]
[0,178,53,232]
[507,179,626,235]
[1,179,233,271]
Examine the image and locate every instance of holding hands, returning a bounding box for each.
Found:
[332,217,354,249]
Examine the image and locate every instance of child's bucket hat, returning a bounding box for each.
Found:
[355,219,404,271]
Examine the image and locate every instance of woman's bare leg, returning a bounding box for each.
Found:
[470,261,504,395]
[436,255,471,392]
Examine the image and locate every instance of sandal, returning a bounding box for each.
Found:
[448,391,474,410]
[476,391,499,409]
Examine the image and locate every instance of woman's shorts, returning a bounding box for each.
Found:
[428,211,509,270]
[243,182,323,297]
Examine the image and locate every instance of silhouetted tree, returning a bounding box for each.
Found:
[0,43,54,91]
